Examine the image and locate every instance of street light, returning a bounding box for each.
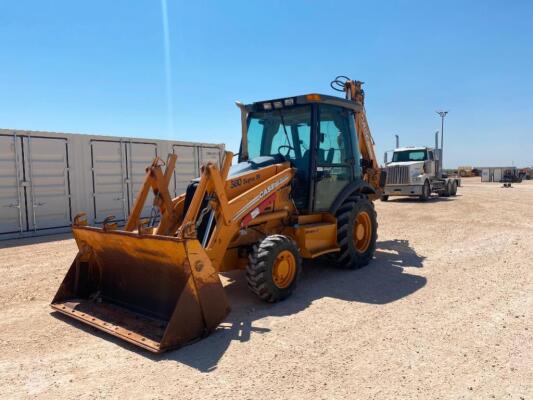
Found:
[436,110,448,174]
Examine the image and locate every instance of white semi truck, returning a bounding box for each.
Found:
[381,133,460,201]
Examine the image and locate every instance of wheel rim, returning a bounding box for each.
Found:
[354,211,372,253]
[272,250,296,289]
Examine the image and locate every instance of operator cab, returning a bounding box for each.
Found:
[239,94,363,213]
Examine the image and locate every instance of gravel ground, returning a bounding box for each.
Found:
[1,178,532,399]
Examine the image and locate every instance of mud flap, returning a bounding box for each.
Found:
[51,226,230,353]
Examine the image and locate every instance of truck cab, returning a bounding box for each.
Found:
[382,146,460,201]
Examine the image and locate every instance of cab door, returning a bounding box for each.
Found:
[426,150,435,176]
[313,105,356,211]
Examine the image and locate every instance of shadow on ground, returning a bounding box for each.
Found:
[51,239,426,372]
[385,195,461,203]
[163,239,426,371]
[387,195,459,204]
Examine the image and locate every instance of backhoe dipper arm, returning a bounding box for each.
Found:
[333,77,385,196]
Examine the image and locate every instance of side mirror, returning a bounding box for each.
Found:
[384,152,388,164]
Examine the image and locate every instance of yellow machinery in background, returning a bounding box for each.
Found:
[458,166,474,177]
[51,77,386,353]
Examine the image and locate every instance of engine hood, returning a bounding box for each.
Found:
[228,155,286,178]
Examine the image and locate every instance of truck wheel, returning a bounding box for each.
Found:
[335,195,377,269]
[443,181,452,197]
[419,180,430,201]
[247,235,302,302]
[380,195,389,202]
[451,180,458,196]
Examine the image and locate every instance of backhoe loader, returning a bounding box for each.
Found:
[51,77,386,353]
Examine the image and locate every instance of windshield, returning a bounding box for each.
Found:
[392,149,427,162]
[246,105,311,162]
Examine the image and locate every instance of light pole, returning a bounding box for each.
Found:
[436,110,448,174]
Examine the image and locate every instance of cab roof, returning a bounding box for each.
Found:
[394,146,432,152]
[245,93,363,113]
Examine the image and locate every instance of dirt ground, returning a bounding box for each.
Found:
[1,178,532,399]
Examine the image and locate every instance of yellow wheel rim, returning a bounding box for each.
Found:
[272,250,296,289]
[354,211,372,253]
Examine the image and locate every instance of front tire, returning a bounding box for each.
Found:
[419,180,430,201]
[335,195,377,269]
[246,235,302,302]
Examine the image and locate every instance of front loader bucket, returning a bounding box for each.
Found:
[51,226,229,353]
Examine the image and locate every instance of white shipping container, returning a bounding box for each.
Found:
[481,168,490,182]
[493,168,502,182]
[0,129,224,240]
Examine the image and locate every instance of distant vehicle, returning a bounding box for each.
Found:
[503,172,522,183]
[519,168,532,180]
[458,166,474,177]
[471,168,482,177]
[382,133,460,201]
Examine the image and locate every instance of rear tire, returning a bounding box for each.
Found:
[451,180,458,196]
[246,235,302,302]
[443,180,452,197]
[334,195,377,269]
[419,180,430,201]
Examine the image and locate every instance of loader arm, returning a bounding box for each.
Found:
[176,151,295,270]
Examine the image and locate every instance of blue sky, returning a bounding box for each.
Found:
[1,0,532,168]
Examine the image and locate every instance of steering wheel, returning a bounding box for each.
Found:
[277,145,295,158]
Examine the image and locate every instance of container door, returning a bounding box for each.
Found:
[0,134,26,234]
[172,145,197,196]
[493,168,502,182]
[91,140,128,223]
[481,169,489,182]
[126,142,157,219]
[199,146,222,168]
[23,136,72,231]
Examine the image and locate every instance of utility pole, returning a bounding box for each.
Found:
[436,111,448,174]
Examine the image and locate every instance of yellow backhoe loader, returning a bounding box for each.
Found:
[51,77,386,353]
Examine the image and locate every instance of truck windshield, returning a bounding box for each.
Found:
[392,150,427,162]
[246,105,311,162]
